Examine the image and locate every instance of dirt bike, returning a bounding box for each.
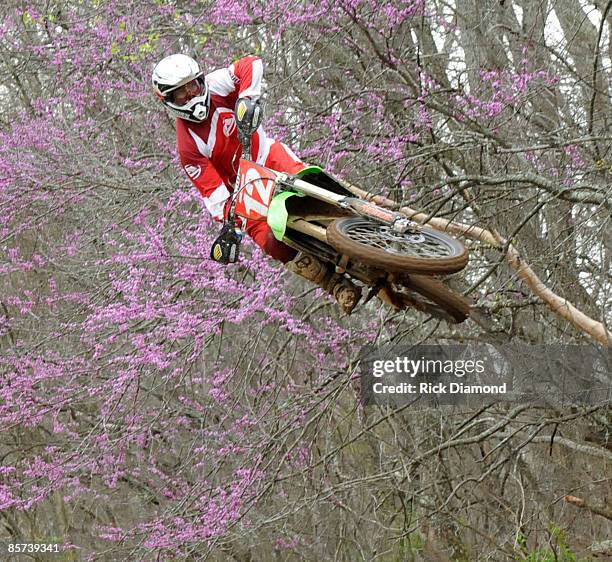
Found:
[211,99,471,323]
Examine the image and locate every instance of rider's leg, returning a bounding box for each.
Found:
[249,140,361,312]
[244,221,361,313]
[244,219,297,263]
[261,139,305,174]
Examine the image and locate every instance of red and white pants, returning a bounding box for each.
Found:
[237,140,304,263]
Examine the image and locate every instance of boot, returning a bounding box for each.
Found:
[328,273,363,314]
[286,252,361,314]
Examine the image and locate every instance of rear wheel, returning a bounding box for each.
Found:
[327,218,468,274]
[400,274,471,323]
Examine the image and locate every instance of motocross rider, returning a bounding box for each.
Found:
[151,54,361,312]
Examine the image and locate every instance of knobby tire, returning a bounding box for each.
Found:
[326,217,468,274]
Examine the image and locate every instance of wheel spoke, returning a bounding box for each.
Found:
[328,217,467,274]
[344,223,454,258]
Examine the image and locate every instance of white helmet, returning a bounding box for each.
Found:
[151,54,210,122]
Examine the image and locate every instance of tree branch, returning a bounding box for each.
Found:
[564,495,612,521]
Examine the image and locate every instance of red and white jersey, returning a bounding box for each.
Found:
[176,56,274,220]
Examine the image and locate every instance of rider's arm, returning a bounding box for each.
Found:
[230,55,263,99]
[206,56,263,100]
[180,152,229,221]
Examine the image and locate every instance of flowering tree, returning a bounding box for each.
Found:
[0,0,610,560]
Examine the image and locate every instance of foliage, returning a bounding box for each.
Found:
[515,527,591,562]
[0,0,610,559]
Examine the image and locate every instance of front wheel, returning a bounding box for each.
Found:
[326,217,468,274]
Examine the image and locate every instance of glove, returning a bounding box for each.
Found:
[235,97,263,138]
[210,223,243,264]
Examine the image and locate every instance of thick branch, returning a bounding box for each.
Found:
[564,495,612,521]
[438,174,609,207]
[522,435,612,462]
